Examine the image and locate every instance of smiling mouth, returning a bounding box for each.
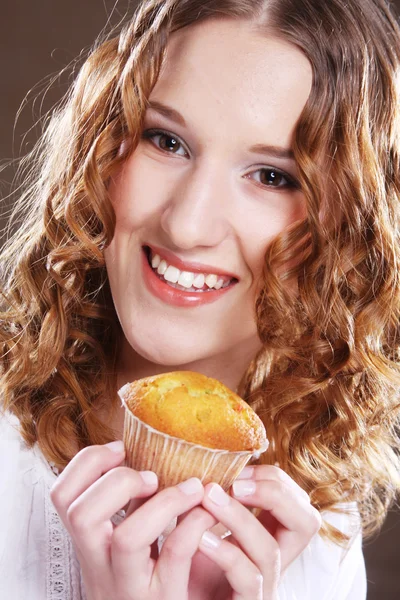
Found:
[143,246,238,293]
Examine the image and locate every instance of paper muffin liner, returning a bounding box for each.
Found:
[121,395,269,491]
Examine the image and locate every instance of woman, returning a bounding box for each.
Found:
[1,0,399,598]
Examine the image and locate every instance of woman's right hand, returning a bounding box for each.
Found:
[50,441,217,600]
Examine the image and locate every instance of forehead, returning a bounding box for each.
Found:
[149,18,313,149]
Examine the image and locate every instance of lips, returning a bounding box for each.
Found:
[145,244,239,281]
[141,246,238,307]
[146,246,235,291]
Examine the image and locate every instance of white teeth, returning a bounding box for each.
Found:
[157,260,168,275]
[192,273,205,288]
[149,249,232,291]
[178,271,195,288]
[164,265,180,283]
[151,253,161,269]
[205,274,218,288]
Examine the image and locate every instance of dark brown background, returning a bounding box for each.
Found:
[1,1,399,597]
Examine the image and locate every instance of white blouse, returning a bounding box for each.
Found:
[0,412,367,600]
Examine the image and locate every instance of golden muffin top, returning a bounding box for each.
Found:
[120,371,268,452]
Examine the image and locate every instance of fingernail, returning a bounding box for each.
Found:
[178,477,203,495]
[105,440,125,453]
[139,471,158,486]
[200,530,221,550]
[232,480,256,497]
[207,483,230,506]
[236,466,254,480]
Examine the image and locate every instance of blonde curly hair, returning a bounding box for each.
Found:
[1,0,400,544]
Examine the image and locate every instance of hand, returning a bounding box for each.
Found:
[50,442,218,600]
[196,465,322,600]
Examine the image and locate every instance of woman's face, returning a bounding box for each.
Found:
[104,18,312,383]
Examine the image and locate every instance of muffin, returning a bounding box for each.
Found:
[119,371,268,491]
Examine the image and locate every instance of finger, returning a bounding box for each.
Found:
[110,477,204,597]
[66,467,158,556]
[50,442,126,522]
[202,483,280,591]
[232,478,321,549]
[154,506,218,600]
[236,464,310,502]
[206,480,321,573]
[199,530,268,600]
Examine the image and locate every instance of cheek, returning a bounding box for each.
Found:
[109,154,169,230]
[240,195,306,285]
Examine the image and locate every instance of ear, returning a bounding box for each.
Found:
[117,137,130,157]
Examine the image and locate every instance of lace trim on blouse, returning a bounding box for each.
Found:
[44,487,87,600]
[43,458,124,600]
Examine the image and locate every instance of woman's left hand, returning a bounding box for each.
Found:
[195,464,322,600]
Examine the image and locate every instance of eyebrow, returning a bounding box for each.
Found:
[147,100,295,160]
[148,100,187,126]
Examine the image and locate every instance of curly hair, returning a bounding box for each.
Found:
[1,0,400,545]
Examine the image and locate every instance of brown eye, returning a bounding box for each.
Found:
[245,166,300,191]
[259,169,284,187]
[158,134,181,153]
[142,129,188,156]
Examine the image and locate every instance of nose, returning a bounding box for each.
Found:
[160,161,231,250]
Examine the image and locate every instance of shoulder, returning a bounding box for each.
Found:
[0,409,21,439]
[0,411,61,598]
[0,410,57,504]
[279,503,366,600]
[0,411,30,487]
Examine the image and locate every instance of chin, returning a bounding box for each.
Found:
[123,331,207,368]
